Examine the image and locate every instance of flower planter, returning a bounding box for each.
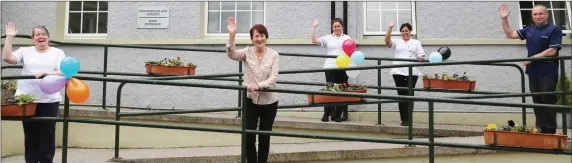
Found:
[484,130,568,150]
[145,64,196,76]
[308,87,368,104]
[1,103,37,117]
[423,78,476,91]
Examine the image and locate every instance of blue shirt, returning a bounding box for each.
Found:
[517,23,563,77]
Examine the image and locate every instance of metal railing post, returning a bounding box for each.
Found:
[428,101,435,163]
[407,66,414,145]
[113,82,127,160]
[103,46,108,110]
[238,61,243,118]
[520,69,527,126]
[377,59,382,125]
[240,90,247,163]
[61,89,70,163]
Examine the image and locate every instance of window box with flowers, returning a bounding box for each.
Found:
[422,72,476,91]
[2,94,37,117]
[144,57,197,76]
[307,82,368,104]
[483,120,568,150]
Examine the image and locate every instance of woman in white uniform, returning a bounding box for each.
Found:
[2,22,66,163]
[384,20,426,126]
[311,18,351,122]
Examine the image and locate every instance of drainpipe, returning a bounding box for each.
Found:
[343,1,348,35]
[331,1,335,33]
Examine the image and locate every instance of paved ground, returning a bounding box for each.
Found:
[1,136,487,163]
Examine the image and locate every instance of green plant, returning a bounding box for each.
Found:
[485,120,538,134]
[145,57,197,68]
[1,80,17,90]
[2,94,35,106]
[556,74,572,106]
[186,62,197,68]
[324,82,367,92]
[423,72,471,81]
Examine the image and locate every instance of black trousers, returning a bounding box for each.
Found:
[392,75,418,123]
[23,102,59,163]
[324,70,349,119]
[529,76,558,134]
[245,98,278,163]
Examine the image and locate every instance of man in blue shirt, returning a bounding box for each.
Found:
[499,4,563,134]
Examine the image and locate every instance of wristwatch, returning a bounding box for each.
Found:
[39,73,47,79]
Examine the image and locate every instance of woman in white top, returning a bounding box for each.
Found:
[311,18,351,122]
[384,20,425,126]
[2,22,66,163]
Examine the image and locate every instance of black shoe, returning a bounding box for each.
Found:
[341,114,348,121]
[400,122,408,126]
[542,128,557,134]
[334,117,342,122]
[321,115,329,122]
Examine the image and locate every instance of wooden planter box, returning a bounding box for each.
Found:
[145,64,196,76]
[423,78,476,91]
[308,87,368,104]
[1,103,37,117]
[484,130,568,150]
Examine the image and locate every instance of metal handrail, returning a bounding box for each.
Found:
[3,34,570,163]
[3,70,572,163]
[1,34,529,125]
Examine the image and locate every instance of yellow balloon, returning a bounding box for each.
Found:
[336,54,351,67]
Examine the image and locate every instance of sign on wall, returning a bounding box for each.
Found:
[137,7,169,29]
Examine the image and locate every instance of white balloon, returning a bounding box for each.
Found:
[346,64,360,79]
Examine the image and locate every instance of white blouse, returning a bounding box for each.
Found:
[319,33,352,68]
[389,38,425,76]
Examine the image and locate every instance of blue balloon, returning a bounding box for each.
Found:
[60,57,80,79]
[351,51,365,65]
[429,52,443,63]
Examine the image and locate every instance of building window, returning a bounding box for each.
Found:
[205,1,265,36]
[363,1,416,35]
[518,1,572,34]
[66,1,108,36]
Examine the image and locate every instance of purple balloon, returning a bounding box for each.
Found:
[40,75,68,94]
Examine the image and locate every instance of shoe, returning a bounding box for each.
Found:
[400,121,408,126]
[334,117,342,122]
[321,115,329,122]
[341,114,348,121]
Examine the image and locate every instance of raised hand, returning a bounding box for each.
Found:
[4,22,18,37]
[226,16,237,34]
[313,18,320,27]
[388,20,396,28]
[499,4,510,18]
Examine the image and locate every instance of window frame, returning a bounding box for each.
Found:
[204,2,267,37]
[362,1,417,36]
[517,1,572,34]
[64,1,108,38]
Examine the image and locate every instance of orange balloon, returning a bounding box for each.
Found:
[66,78,90,104]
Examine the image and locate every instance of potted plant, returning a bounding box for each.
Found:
[145,57,197,76]
[422,72,476,91]
[1,94,36,117]
[483,120,568,150]
[307,82,368,104]
[1,80,17,99]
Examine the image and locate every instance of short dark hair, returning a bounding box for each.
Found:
[400,23,412,32]
[32,25,50,38]
[331,18,344,27]
[249,24,268,40]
